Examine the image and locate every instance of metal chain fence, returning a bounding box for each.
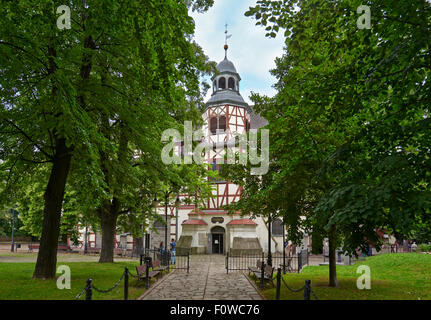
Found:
[74,263,163,300]
[274,267,318,300]
[92,272,125,294]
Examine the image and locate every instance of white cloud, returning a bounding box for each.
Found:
[190,0,285,104]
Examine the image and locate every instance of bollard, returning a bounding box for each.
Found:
[145,257,151,289]
[276,268,281,300]
[260,259,265,290]
[304,280,311,300]
[226,252,229,274]
[85,279,92,300]
[124,267,129,300]
[298,251,302,273]
[187,252,190,274]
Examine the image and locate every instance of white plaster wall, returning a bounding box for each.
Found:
[254,216,285,253]
[227,225,259,248]
[181,225,207,248]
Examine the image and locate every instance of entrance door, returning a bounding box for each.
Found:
[211,226,225,254]
[212,234,224,254]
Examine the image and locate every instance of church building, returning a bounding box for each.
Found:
[74,43,311,256]
[163,43,288,255]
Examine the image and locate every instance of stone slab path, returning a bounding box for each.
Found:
[138,255,263,300]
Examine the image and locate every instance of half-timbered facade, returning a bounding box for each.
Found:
[168,49,289,255]
[72,48,311,256]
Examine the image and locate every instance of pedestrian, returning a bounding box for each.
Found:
[159,241,164,254]
[170,238,176,264]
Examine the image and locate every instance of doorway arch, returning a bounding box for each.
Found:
[210,226,225,254]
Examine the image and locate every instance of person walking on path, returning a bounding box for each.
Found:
[170,238,176,264]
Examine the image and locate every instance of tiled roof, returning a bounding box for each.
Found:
[187,209,205,215]
[227,219,257,226]
[182,219,208,226]
[249,106,268,129]
[188,210,241,215]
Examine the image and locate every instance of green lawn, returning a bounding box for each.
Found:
[0,259,166,300]
[258,253,431,300]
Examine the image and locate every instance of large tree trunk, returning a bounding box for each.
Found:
[99,211,117,263]
[33,138,72,279]
[328,225,338,287]
[99,198,120,263]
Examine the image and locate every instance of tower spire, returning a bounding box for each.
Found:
[224,23,232,59]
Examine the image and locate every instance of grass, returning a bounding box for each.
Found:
[0,258,169,300]
[256,253,431,300]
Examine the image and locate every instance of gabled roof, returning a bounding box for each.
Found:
[182,219,207,226]
[227,219,257,226]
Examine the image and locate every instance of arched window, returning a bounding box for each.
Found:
[228,77,235,90]
[218,77,226,90]
[271,219,283,237]
[210,116,226,135]
[218,116,226,132]
[211,226,225,234]
[210,117,218,135]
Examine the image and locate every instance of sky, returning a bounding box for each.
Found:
[190,0,285,105]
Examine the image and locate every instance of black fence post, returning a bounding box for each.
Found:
[140,254,143,266]
[124,267,129,300]
[298,250,302,273]
[260,259,265,290]
[226,252,229,274]
[187,251,190,274]
[85,279,92,300]
[304,280,311,300]
[145,257,150,289]
[276,268,281,300]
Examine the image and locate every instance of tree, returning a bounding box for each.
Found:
[225,0,431,288]
[0,0,214,277]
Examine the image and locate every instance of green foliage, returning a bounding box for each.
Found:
[262,253,431,300]
[230,0,431,256]
[418,244,431,252]
[0,0,216,250]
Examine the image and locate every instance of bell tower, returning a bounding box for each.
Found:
[202,30,251,210]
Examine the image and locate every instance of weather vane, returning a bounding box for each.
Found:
[224,23,232,58]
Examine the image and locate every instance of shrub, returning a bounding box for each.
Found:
[418,244,431,252]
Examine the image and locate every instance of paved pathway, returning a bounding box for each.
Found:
[138,255,262,300]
